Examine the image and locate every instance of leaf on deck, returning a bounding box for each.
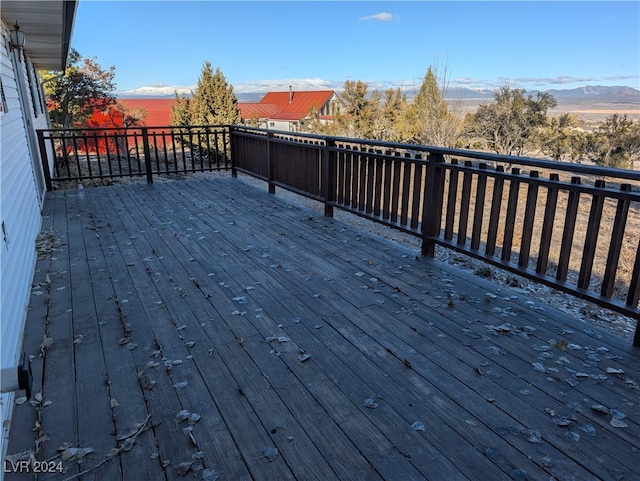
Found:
[363,398,379,409]
[591,404,609,414]
[298,353,311,362]
[262,447,278,461]
[175,410,191,423]
[202,468,222,481]
[410,421,425,432]
[175,461,193,476]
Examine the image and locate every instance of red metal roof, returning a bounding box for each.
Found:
[237,102,280,120]
[117,98,176,127]
[257,90,335,120]
[118,90,336,126]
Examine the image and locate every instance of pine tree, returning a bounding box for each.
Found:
[172,62,241,160]
[403,66,463,147]
[191,62,241,126]
[171,91,192,127]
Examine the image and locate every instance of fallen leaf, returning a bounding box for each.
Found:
[605,367,624,375]
[175,461,193,476]
[298,353,311,362]
[591,404,610,414]
[363,398,379,409]
[262,447,278,461]
[610,418,628,428]
[202,468,222,481]
[174,410,191,423]
[411,421,425,432]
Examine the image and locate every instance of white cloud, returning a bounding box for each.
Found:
[359,12,397,22]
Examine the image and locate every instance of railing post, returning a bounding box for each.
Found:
[37,130,53,191]
[421,152,445,257]
[322,138,335,217]
[229,126,238,177]
[628,236,640,347]
[267,132,275,194]
[141,127,153,184]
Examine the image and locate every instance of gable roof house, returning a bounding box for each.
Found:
[0,0,77,455]
[238,88,339,132]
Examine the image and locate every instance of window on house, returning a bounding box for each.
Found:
[0,78,7,113]
[270,122,275,127]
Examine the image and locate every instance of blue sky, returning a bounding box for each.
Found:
[71,1,640,97]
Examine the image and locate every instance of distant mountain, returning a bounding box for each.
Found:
[119,85,193,98]
[543,85,640,103]
[119,84,640,105]
[445,85,640,103]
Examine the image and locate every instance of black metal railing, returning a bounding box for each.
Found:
[37,125,231,188]
[37,124,640,344]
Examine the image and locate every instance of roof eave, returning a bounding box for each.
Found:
[1,0,78,71]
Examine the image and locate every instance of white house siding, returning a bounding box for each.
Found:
[0,21,47,456]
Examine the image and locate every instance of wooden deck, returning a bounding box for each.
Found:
[5,175,640,481]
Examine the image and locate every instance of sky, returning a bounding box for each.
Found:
[71,1,640,97]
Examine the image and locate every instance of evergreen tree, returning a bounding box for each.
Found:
[465,86,557,156]
[171,91,192,127]
[403,66,464,147]
[373,88,408,142]
[588,114,640,168]
[191,62,241,126]
[336,80,378,139]
[534,113,586,162]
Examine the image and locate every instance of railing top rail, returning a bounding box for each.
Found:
[38,125,229,134]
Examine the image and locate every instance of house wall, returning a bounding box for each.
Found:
[0,19,49,456]
[269,120,297,132]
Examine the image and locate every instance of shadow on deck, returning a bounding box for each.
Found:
[5,175,640,481]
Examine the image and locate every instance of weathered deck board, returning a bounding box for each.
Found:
[5,175,640,481]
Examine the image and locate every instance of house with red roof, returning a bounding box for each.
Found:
[112,89,339,132]
[238,88,339,132]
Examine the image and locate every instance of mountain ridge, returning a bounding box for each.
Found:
[119,85,640,104]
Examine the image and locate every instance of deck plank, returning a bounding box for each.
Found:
[6,176,639,481]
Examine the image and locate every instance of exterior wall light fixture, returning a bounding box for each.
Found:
[10,22,26,51]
